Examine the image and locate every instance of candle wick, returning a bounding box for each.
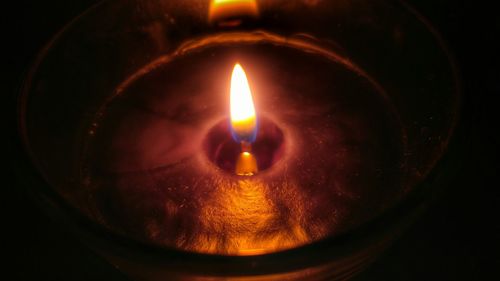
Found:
[240,141,252,152]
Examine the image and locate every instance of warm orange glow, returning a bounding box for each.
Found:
[236,152,258,176]
[230,63,257,142]
[193,179,310,255]
[209,0,258,25]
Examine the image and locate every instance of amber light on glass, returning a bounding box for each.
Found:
[209,0,259,26]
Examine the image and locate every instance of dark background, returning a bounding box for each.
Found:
[4,0,499,280]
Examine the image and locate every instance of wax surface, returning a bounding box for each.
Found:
[82,44,406,255]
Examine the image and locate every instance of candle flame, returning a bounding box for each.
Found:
[230,63,257,142]
[209,0,259,25]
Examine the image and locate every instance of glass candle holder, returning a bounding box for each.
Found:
[18,0,460,280]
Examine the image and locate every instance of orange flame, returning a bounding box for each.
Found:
[209,0,259,25]
[230,63,257,142]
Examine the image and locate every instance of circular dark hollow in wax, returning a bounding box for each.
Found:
[203,117,285,173]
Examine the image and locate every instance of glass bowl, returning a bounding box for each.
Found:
[18,0,460,280]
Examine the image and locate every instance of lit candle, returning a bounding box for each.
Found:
[83,42,406,255]
[229,63,259,176]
